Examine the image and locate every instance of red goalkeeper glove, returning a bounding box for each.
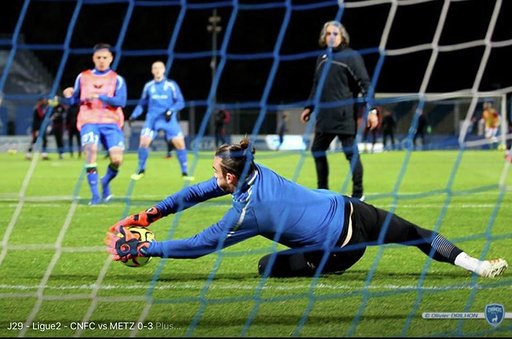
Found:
[108,206,162,233]
[105,226,150,261]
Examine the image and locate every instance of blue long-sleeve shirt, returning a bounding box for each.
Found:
[65,68,127,108]
[130,78,185,121]
[148,164,346,258]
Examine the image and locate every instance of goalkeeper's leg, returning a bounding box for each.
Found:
[352,200,462,263]
[352,200,508,277]
[258,250,318,277]
[257,247,365,277]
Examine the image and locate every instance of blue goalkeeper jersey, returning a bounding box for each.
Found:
[148,163,346,258]
[130,78,185,124]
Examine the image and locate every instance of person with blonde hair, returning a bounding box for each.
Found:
[482,101,500,146]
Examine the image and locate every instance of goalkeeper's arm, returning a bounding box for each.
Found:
[108,178,228,233]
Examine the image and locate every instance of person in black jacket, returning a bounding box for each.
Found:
[26,96,65,160]
[381,108,397,150]
[300,20,378,201]
[66,104,82,158]
[26,96,50,160]
[214,109,227,148]
[49,100,66,159]
[413,110,430,150]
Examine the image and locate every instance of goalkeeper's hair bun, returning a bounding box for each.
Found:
[215,136,256,178]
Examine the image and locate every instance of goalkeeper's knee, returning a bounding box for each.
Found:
[258,252,316,278]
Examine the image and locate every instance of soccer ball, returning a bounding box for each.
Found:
[118,226,155,267]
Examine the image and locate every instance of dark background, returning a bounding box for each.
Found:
[1,0,511,102]
[1,0,511,138]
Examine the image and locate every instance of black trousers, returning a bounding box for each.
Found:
[51,125,64,154]
[382,129,395,148]
[258,200,462,277]
[68,127,81,156]
[214,124,226,147]
[28,132,47,153]
[413,131,425,147]
[310,132,363,197]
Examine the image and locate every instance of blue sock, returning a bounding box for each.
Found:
[87,171,99,199]
[176,149,188,175]
[138,147,149,172]
[101,164,118,199]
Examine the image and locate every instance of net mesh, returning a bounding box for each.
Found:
[1,0,511,337]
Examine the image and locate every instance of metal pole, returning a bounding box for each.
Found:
[207,9,222,104]
[207,9,222,135]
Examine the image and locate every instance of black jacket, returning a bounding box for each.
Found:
[307,47,372,134]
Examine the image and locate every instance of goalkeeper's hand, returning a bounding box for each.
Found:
[367,108,379,130]
[105,226,150,261]
[165,110,173,122]
[108,206,162,233]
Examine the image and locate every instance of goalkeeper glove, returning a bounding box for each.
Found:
[108,206,162,233]
[105,226,150,261]
[165,110,173,122]
[48,96,59,107]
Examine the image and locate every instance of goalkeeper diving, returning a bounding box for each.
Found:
[105,137,508,278]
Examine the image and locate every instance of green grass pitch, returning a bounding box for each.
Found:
[0,149,511,337]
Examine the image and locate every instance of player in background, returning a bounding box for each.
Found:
[361,106,380,153]
[62,43,127,205]
[47,99,66,160]
[276,112,289,151]
[214,109,231,148]
[381,108,397,150]
[164,141,175,159]
[26,96,52,160]
[66,104,82,158]
[129,61,193,181]
[300,20,378,201]
[105,137,507,279]
[482,100,500,148]
[413,109,431,150]
[505,119,512,162]
[26,95,64,160]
